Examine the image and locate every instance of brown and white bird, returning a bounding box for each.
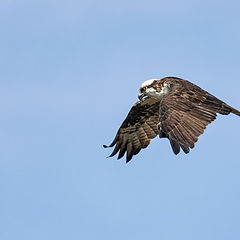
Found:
[104,77,240,162]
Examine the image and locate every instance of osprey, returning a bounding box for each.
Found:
[104,77,240,162]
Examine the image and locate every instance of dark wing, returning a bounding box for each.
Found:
[159,86,236,154]
[104,97,160,162]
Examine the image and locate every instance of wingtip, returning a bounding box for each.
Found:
[173,149,180,155]
[103,144,108,148]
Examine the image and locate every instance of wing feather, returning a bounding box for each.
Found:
[137,127,150,148]
[104,97,160,162]
[168,132,180,154]
[117,134,128,159]
[131,132,142,155]
[146,120,159,134]
[159,85,232,154]
[143,122,156,139]
[126,142,133,162]
[108,140,121,157]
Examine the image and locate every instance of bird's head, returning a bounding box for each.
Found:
[138,79,161,101]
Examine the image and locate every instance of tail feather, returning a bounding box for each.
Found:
[205,95,240,116]
[221,103,240,116]
[231,108,240,116]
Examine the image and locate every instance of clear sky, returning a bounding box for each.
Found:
[0,0,240,239]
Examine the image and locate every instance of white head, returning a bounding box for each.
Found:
[140,79,158,89]
[138,78,170,100]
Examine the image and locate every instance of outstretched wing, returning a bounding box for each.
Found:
[104,97,160,162]
[159,85,235,154]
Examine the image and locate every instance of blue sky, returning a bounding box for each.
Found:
[0,0,240,239]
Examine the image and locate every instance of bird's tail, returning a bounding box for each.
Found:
[204,94,240,117]
[231,107,240,116]
[220,103,240,116]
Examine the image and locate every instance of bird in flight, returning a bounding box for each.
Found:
[104,77,240,162]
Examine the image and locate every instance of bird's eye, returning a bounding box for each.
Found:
[142,87,146,92]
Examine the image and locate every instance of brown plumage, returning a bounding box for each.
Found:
[104,77,240,162]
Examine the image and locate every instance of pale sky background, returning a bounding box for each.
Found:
[0,0,240,239]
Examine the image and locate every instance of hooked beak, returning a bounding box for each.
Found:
[138,92,146,101]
